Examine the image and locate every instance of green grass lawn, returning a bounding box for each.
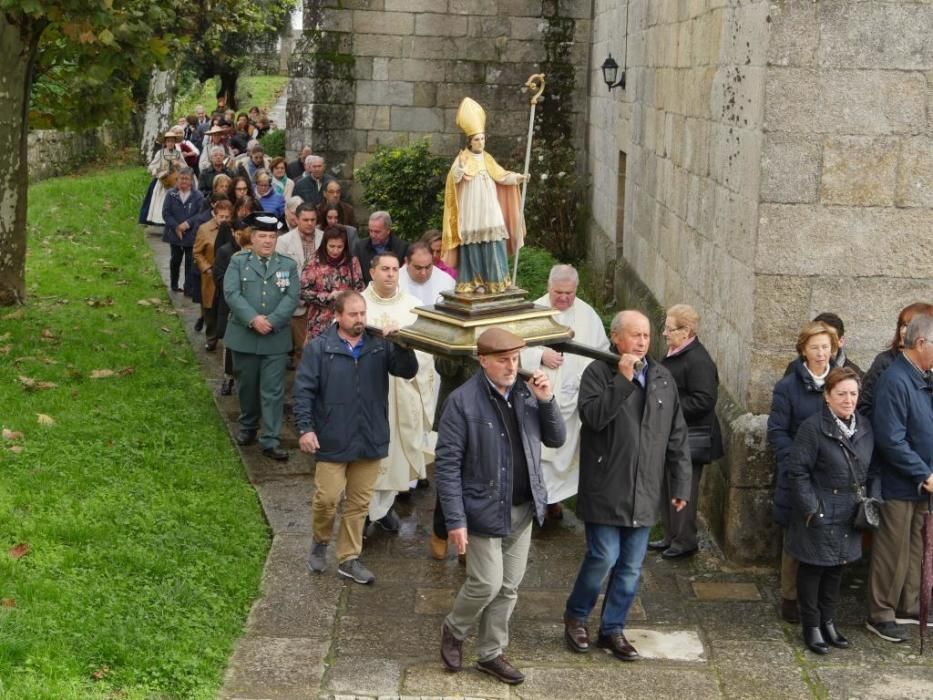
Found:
[0,168,270,699]
[175,75,288,120]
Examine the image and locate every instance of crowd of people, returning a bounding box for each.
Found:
[138,114,933,684]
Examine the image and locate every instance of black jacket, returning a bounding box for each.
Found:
[661,338,724,464]
[293,173,336,207]
[767,358,826,527]
[353,234,410,284]
[784,405,875,567]
[293,324,417,462]
[858,348,897,418]
[576,360,692,528]
[435,371,566,537]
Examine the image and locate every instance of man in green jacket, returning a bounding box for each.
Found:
[223,212,299,460]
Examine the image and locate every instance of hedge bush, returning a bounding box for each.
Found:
[355,139,447,241]
[259,129,286,158]
[511,245,559,301]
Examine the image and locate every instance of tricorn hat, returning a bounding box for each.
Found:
[456,97,486,138]
[243,212,284,232]
[476,327,526,355]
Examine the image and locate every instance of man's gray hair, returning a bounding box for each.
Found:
[210,146,226,157]
[904,312,933,349]
[610,309,649,336]
[246,139,260,153]
[369,210,392,229]
[548,264,579,288]
[305,154,323,167]
[177,166,194,177]
[285,196,304,213]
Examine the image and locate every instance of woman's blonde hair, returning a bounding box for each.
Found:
[667,304,700,336]
[795,321,839,356]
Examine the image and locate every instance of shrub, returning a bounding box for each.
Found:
[355,139,448,241]
[511,245,559,300]
[259,128,286,158]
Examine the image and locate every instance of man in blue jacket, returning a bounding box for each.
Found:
[866,312,933,643]
[293,290,418,585]
[437,328,565,685]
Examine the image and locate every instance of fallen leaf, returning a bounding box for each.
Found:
[149,298,163,306]
[17,376,57,391]
[2,309,24,320]
[2,429,24,441]
[136,299,151,307]
[159,347,167,357]
[118,367,135,377]
[119,343,128,350]
[9,446,23,454]
[89,369,116,379]
[38,356,57,365]
[91,665,110,681]
[40,328,56,339]
[0,345,10,355]
[8,543,30,559]
[0,332,10,341]
[36,414,55,426]
[160,327,171,333]
[1,598,15,607]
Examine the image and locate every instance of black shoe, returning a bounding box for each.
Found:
[194,317,204,332]
[820,620,850,649]
[648,538,670,551]
[205,340,217,352]
[375,509,401,532]
[262,446,289,461]
[416,478,430,489]
[865,619,908,643]
[220,377,234,396]
[803,626,830,655]
[395,489,413,502]
[235,430,257,446]
[170,286,182,293]
[661,546,698,560]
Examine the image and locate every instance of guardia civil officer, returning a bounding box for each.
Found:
[223,212,299,460]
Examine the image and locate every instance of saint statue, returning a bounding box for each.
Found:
[441,98,527,295]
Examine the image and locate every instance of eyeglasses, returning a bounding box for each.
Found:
[663,325,684,333]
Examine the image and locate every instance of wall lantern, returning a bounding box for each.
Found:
[601,53,625,91]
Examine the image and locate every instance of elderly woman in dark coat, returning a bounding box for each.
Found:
[649,304,724,559]
[858,302,933,417]
[768,320,840,623]
[162,167,205,296]
[785,367,874,655]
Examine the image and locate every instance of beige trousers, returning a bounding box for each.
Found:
[868,499,925,623]
[311,459,380,564]
[445,503,534,662]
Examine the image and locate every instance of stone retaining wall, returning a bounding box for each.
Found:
[28,125,133,183]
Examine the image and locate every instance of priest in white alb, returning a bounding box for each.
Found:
[399,241,455,306]
[363,252,436,532]
[520,264,610,518]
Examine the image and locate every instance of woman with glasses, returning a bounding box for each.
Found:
[228,175,252,204]
[858,302,933,417]
[650,304,723,559]
[254,169,285,220]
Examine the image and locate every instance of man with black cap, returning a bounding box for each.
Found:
[223,212,299,461]
[436,327,566,685]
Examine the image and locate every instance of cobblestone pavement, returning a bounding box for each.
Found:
[146,234,933,699]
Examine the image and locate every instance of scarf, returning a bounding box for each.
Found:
[832,411,857,440]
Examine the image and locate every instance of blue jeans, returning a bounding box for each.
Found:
[564,523,650,635]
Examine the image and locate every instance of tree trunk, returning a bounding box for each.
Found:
[219,69,239,111]
[139,68,176,162]
[0,13,43,306]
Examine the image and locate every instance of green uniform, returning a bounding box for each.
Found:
[223,249,299,448]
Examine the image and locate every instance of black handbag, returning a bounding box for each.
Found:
[842,444,880,532]
[687,425,712,464]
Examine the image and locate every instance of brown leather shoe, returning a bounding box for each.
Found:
[429,534,448,560]
[781,598,800,623]
[596,632,639,661]
[440,622,463,672]
[564,615,590,653]
[476,655,524,684]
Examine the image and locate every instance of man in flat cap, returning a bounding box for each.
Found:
[436,327,566,685]
[223,212,299,461]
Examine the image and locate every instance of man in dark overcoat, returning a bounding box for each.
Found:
[563,310,692,661]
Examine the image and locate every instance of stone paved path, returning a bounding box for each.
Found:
[267,90,287,134]
[146,234,933,699]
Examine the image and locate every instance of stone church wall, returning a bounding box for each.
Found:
[586,0,933,563]
[288,0,592,211]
